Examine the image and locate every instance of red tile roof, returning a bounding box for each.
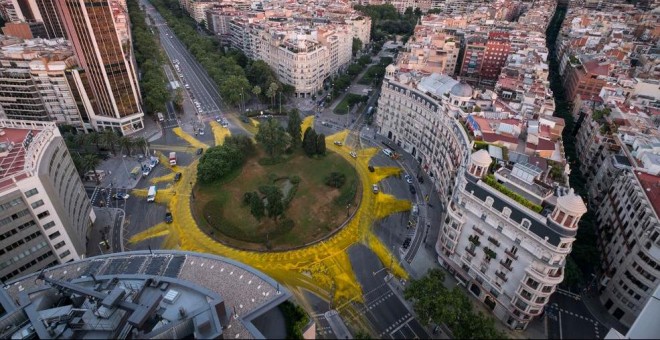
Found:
[582,59,610,76]
[635,172,660,217]
[0,128,33,181]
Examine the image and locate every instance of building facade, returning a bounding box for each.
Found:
[55,0,144,135]
[0,119,94,283]
[376,67,586,330]
[0,37,91,130]
[596,170,660,327]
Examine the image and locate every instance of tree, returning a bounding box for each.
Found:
[348,63,362,77]
[80,154,101,185]
[133,137,149,157]
[303,128,318,157]
[266,82,279,108]
[264,186,284,220]
[197,137,254,183]
[325,172,346,188]
[404,269,506,339]
[85,132,102,152]
[100,130,118,154]
[249,193,265,220]
[118,136,134,156]
[316,133,326,156]
[352,37,363,56]
[252,85,262,97]
[173,88,184,112]
[220,75,250,106]
[287,109,302,148]
[255,118,290,158]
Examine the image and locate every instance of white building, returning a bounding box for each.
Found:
[376,68,587,330]
[0,119,95,283]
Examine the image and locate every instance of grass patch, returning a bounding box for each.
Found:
[193,148,360,250]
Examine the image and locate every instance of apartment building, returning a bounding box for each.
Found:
[459,34,487,85]
[376,66,585,331]
[0,119,94,283]
[396,30,460,76]
[0,36,91,131]
[480,31,511,85]
[55,0,144,135]
[596,170,659,327]
[0,0,66,39]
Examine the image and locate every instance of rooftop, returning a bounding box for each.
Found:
[0,250,290,339]
[635,171,660,218]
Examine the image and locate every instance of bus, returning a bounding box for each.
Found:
[157,112,164,122]
[147,185,157,202]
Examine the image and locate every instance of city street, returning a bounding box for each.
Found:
[547,289,609,339]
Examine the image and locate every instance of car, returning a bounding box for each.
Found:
[368,165,375,172]
[372,184,379,194]
[215,115,221,122]
[196,148,204,155]
[349,151,357,158]
[165,212,173,224]
[418,176,424,184]
[198,129,204,135]
[334,141,343,146]
[111,193,130,200]
[184,84,190,89]
[221,119,229,127]
[404,174,413,184]
[409,184,416,195]
[174,172,182,182]
[382,148,393,157]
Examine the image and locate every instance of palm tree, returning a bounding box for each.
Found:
[100,130,118,155]
[133,137,149,157]
[81,154,101,185]
[85,132,102,153]
[119,136,134,156]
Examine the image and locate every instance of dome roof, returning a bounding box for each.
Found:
[450,82,473,97]
[471,149,492,167]
[386,64,396,73]
[556,189,587,215]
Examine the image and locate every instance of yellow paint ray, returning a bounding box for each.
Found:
[300,116,314,137]
[172,127,209,149]
[154,151,175,172]
[249,118,260,128]
[366,233,409,280]
[368,166,403,184]
[209,121,231,146]
[131,188,148,197]
[150,172,175,184]
[129,222,171,243]
[374,194,412,219]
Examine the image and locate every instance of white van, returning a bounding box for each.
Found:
[382,148,393,157]
[147,186,157,202]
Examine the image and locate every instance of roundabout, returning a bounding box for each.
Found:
[129,117,412,320]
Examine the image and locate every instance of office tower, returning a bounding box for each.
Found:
[0,119,94,283]
[55,0,144,135]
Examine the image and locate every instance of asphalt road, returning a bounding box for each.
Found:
[142,0,224,119]
[348,244,429,339]
[547,289,609,339]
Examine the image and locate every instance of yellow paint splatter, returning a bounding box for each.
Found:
[209,121,231,146]
[249,118,260,128]
[301,116,314,137]
[129,126,413,310]
[150,172,175,184]
[172,127,209,150]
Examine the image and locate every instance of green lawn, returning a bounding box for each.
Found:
[333,97,352,115]
[193,149,360,250]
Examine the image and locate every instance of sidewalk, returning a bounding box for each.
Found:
[87,207,122,257]
[581,291,629,334]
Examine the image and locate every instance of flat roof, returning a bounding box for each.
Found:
[1,250,291,339]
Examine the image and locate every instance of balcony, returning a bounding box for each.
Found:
[505,248,519,260]
[465,246,477,257]
[488,236,501,247]
[496,270,508,282]
[472,225,484,235]
[500,260,513,272]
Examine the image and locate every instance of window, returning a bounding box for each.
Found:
[31,200,44,209]
[43,221,55,230]
[37,211,50,219]
[48,231,61,240]
[54,241,65,249]
[25,188,38,197]
[59,250,71,258]
[526,278,540,290]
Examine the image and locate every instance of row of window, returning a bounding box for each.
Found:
[0,230,42,255]
[0,220,36,241]
[0,209,31,227]
[0,197,24,212]
[0,252,55,283]
[0,241,49,270]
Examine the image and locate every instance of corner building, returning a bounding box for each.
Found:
[0,119,94,283]
[376,67,587,330]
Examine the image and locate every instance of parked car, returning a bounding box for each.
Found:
[174,172,182,182]
[111,193,129,200]
[196,148,204,155]
[165,212,173,224]
[382,148,393,157]
[349,151,357,158]
[368,165,375,172]
[409,184,416,195]
[372,184,379,194]
[334,141,343,146]
[404,174,413,184]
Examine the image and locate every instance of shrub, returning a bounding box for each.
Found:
[325,172,346,188]
[279,301,310,339]
[483,175,543,213]
[335,179,357,206]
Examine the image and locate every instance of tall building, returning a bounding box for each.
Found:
[55,0,144,135]
[376,66,586,331]
[0,36,91,130]
[0,119,94,283]
[0,0,66,39]
[480,31,511,85]
[0,250,295,339]
[595,170,659,327]
[459,34,487,85]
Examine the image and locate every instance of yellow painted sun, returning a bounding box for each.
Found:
[130,116,411,321]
